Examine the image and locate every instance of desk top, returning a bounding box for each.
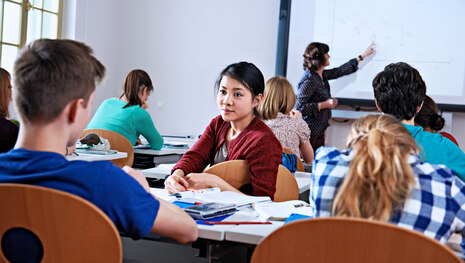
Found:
[134,148,190,155]
[145,167,311,194]
[66,151,127,162]
[150,188,286,243]
[294,171,311,193]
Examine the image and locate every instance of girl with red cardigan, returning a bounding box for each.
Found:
[164,62,282,199]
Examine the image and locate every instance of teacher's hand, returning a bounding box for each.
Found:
[320,98,338,110]
[361,41,376,59]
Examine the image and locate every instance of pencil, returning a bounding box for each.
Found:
[204,221,272,225]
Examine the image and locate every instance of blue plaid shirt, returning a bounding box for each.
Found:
[310,146,465,247]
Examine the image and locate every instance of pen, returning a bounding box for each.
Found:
[204,221,272,225]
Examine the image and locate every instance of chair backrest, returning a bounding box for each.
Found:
[274,165,299,202]
[204,160,298,201]
[81,128,134,168]
[0,183,122,263]
[251,217,462,263]
[282,147,304,172]
[204,160,251,189]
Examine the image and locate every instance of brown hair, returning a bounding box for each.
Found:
[415,95,444,132]
[120,69,153,109]
[13,39,105,124]
[303,42,329,71]
[257,76,296,120]
[332,114,417,221]
[0,68,11,118]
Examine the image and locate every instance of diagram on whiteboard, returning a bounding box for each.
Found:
[313,0,465,105]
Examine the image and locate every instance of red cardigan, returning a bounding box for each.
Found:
[173,115,282,199]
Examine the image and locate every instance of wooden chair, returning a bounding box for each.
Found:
[251,217,462,263]
[282,147,304,172]
[0,183,122,262]
[204,160,298,201]
[81,128,134,168]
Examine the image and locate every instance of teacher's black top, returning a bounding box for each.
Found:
[296,58,358,135]
[0,116,18,153]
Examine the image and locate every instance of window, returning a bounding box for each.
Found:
[0,0,62,73]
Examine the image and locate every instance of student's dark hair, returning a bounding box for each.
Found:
[372,62,426,121]
[303,42,329,71]
[214,61,265,116]
[120,69,153,109]
[415,95,444,131]
[0,67,11,118]
[13,39,105,124]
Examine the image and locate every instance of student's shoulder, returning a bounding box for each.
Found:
[249,118,280,141]
[67,160,128,182]
[411,156,457,182]
[315,147,351,164]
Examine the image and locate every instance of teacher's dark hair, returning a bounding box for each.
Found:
[372,62,426,121]
[215,62,265,115]
[303,42,329,71]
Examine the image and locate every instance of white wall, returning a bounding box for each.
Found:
[64,0,280,137]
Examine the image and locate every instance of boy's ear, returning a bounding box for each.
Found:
[67,99,83,123]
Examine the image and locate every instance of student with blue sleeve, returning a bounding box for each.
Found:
[372,62,465,180]
[87,69,164,150]
[0,39,197,243]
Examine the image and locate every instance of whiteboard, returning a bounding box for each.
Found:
[287,0,465,107]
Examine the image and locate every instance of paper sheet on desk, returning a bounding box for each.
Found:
[253,200,312,221]
[174,191,271,206]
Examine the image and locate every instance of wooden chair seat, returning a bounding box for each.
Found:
[0,183,122,262]
[251,217,462,263]
[81,128,134,168]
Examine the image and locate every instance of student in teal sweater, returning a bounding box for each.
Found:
[87,69,164,150]
[372,62,465,180]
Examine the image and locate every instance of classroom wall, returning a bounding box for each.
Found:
[62,0,280,137]
[59,0,464,152]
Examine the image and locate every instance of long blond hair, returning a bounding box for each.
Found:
[257,76,296,120]
[332,114,417,221]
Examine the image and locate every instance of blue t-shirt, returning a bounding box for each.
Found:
[0,148,159,239]
[404,124,465,181]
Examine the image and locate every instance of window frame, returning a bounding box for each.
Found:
[0,0,63,69]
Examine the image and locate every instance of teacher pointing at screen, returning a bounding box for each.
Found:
[295,42,376,151]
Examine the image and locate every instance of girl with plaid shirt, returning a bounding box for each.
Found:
[311,114,465,253]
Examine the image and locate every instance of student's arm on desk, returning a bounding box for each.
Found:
[185,172,243,194]
[151,197,198,244]
[165,169,243,195]
[123,167,197,243]
[165,169,190,193]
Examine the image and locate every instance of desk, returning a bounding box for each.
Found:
[294,171,311,193]
[66,151,127,162]
[133,147,191,168]
[144,167,312,195]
